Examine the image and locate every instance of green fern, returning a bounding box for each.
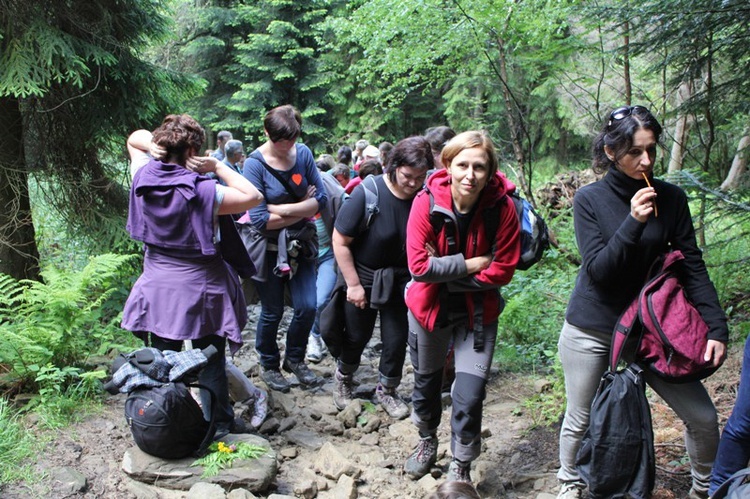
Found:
[0,254,136,392]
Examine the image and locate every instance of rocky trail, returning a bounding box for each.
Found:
[2,306,738,498]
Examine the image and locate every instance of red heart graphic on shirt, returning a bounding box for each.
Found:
[291,173,303,185]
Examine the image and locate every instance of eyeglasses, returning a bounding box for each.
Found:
[608,105,650,128]
[397,167,427,185]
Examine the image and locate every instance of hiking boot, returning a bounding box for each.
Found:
[333,369,354,410]
[404,434,438,479]
[282,359,320,387]
[687,488,709,499]
[556,481,585,499]
[375,383,409,420]
[250,390,268,429]
[306,334,328,363]
[261,368,290,393]
[446,459,472,484]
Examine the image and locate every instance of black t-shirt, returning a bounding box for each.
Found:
[334,175,413,269]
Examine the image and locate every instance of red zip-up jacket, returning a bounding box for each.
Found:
[405,169,520,331]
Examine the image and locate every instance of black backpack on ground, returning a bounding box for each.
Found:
[575,330,655,498]
[107,346,218,460]
[124,381,216,459]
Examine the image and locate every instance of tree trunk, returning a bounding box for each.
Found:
[720,132,750,191]
[623,22,631,105]
[668,82,694,173]
[0,97,40,281]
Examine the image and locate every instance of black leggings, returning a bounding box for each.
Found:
[338,297,409,388]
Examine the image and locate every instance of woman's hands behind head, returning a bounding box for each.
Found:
[186,156,219,174]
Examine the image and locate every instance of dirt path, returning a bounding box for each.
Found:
[1,313,740,498]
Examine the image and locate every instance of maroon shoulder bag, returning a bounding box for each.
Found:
[612,250,719,383]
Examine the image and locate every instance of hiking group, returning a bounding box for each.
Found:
[120,104,747,498]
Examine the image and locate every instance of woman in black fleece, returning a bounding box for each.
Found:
[555,106,728,499]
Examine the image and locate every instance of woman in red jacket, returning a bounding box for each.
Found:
[403,131,520,485]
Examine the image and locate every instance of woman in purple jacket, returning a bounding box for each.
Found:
[122,114,262,439]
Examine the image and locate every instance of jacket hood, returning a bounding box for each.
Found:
[425,168,515,209]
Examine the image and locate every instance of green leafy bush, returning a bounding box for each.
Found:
[0,254,138,394]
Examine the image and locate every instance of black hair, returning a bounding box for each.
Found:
[337,145,353,165]
[592,106,663,174]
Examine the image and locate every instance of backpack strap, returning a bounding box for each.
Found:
[187,382,218,457]
[428,190,457,254]
[482,197,502,255]
[712,467,750,499]
[249,151,301,202]
[358,175,380,233]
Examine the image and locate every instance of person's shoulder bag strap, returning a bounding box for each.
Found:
[249,151,301,202]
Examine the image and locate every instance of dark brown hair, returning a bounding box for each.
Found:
[385,136,434,183]
[264,104,302,143]
[358,159,383,179]
[152,114,205,165]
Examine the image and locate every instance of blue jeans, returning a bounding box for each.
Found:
[255,255,316,369]
[311,249,337,338]
[709,335,750,495]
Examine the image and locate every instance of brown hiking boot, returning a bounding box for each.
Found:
[375,383,409,420]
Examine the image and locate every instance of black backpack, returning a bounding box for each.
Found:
[125,381,216,459]
[108,347,219,459]
[575,330,655,498]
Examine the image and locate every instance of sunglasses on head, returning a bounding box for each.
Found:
[607,105,650,128]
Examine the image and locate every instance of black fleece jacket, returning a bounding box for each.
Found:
[565,166,728,342]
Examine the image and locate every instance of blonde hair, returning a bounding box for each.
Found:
[440,131,499,177]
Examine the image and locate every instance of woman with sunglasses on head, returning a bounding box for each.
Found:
[555,106,728,499]
[402,131,520,485]
[331,136,433,419]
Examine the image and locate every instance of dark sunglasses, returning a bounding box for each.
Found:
[607,105,650,128]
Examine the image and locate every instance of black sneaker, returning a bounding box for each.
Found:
[282,360,320,387]
[261,368,291,393]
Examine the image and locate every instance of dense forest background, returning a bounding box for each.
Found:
[0,0,749,456]
[2,0,750,281]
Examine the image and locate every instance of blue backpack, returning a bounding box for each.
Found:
[508,191,549,270]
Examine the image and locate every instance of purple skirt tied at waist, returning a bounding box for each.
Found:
[121,246,246,354]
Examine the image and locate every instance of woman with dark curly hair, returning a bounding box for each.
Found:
[555,105,727,499]
[122,114,263,439]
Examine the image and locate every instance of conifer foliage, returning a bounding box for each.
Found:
[0,1,192,280]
